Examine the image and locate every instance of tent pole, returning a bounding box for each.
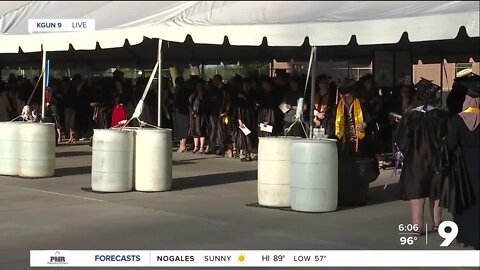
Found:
[440,58,444,108]
[309,46,317,139]
[41,48,47,119]
[157,39,162,127]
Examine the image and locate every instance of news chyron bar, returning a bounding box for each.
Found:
[30,249,480,268]
[30,221,479,267]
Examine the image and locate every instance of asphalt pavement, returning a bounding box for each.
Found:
[0,144,472,269]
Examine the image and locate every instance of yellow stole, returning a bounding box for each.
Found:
[335,98,365,152]
[463,107,480,113]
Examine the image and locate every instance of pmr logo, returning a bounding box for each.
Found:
[48,251,67,265]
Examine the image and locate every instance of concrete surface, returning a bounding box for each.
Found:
[0,144,473,269]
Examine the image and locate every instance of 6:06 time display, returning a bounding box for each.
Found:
[398,224,419,232]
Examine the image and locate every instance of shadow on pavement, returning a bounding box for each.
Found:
[55,166,92,177]
[336,183,400,211]
[172,160,195,166]
[246,183,400,214]
[367,182,400,205]
[173,170,256,190]
[56,151,92,158]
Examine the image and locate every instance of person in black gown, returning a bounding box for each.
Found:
[446,73,479,118]
[235,79,257,162]
[447,76,479,249]
[173,77,191,153]
[313,74,337,137]
[257,78,278,137]
[208,75,228,156]
[188,81,208,154]
[396,78,448,235]
[334,79,376,158]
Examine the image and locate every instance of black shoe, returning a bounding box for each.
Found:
[240,158,248,162]
[216,150,224,156]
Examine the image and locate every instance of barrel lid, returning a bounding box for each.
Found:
[19,122,55,126]
[293,138,337,144]
[135,128,172,134]
[94,128,133,134]
[0,121,23,125]
[259,136,300,141]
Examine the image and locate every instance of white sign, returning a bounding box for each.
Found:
[30,250,480,267]
[28,19,95,33]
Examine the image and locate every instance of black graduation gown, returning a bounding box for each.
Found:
[188,92,208,137]
[207,86,228,149]
[257,91,277,137]
[396,107,448,200]
[446,82,467,118]
[173,86,191,140]
[235,93,255,153]
[314,90,337,137]
[447,115,480,249]
[0,90,14,121]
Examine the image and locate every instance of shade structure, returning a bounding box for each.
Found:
[0,1,478,53]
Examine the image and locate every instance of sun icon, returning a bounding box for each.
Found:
[237,253,246,263]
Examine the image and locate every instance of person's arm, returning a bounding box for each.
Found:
[395,112,411,153]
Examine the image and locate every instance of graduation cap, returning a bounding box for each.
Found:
[113,69,124,76]
[415,77,441,98]
[458,74,480,98]
[359,73,373,83]
[338,78,357,95]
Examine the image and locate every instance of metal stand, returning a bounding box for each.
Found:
[283,115,309,138]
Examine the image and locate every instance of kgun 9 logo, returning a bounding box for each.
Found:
[438,221,459,247]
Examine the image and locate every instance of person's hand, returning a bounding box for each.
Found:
[318,112,325,120]
[357,123,367,132]
[286,104,292,110]
[394,117,401,123]
[314,119,321,127]
[263,122,268,127]
[90,102,96,107]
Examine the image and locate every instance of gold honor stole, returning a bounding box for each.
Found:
[463,107,480,113]
[335,98,365,152]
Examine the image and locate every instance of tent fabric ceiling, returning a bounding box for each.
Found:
[0,1,478,53]
[1,31,478,70]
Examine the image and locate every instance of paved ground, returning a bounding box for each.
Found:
[0,144,473,269]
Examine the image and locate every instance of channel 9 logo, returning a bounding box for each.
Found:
[438,221,459,247]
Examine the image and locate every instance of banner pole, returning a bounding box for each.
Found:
[41,48,47,119]
[157,39,163,127]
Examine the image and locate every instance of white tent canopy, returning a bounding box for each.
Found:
[1,1,478,53]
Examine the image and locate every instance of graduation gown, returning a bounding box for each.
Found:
[396,106,448,200]
[334,100,376,158]
[257,91,277,137]
[188,92,208,137]
[314,90,337,137]
[207,86,228,148]
[234,93,256,153]
[447,114,480,249]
